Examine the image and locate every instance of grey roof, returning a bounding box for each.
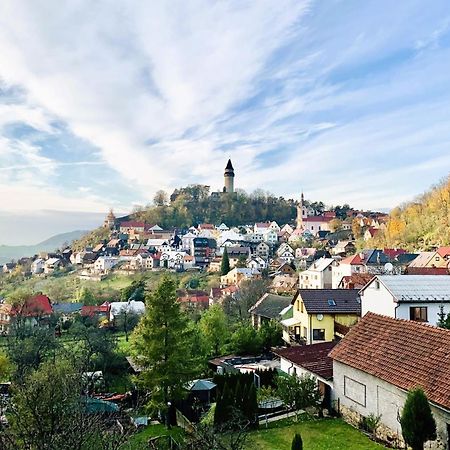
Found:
[249,293,294,320]
[376,275,450,302]
[296,289,361,314]
[53,302,83,314]
[187,379,216,391]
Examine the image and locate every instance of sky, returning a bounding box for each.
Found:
[1,1,450,245]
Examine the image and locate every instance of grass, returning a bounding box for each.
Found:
[245,418,385,450]
[126,423,185,449]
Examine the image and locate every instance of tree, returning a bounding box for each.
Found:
[121,279,146,303]
[329,218,343,232]
[291,433,303,450]
[231,279,270,320]
[115,310,140,342]
[229,323,262,355]
[437,305,450,329]
[132,277,198,422]
[400,388,436,450]
[154,189,169,206]
[199,305,229,356]
[221,248,231,276]
[258,320,283,352]
[76,287,97,306]
[276,374,320,419]
[235,256,247,268]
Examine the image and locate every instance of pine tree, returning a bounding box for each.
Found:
[244,382,258,429]
[221,247,231,275]
[132,276,198,423]
[400,388,437,450]
[291,433,303,450]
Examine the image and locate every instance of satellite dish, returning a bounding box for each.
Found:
[384,262,394,273]
[317,314,324,321]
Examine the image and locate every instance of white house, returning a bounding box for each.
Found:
[281,224,294,235]
[263,229,278,246]
[44,258,61,274]
[330,313,450,448]
[255,242,270,259]
[160,251,186,269]
[360,275,450,326]
[147,239,170,253]
[331,254,366,288]
[299,258,334,289]
[269,221,281,232]
[247,256,267,271]
[94,256,119,273]
[31,258,45,274]
[181,232,196,251]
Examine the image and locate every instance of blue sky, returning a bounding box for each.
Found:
[1,0,450,244]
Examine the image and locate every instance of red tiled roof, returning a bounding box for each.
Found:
[340,254,364,265]
[303,216,333,223]
[437,246,450,258]
[11,294,53,317]
[329,312,450,410]
[273,341,337,380]
[199,223,214,229]
[81,303,110,317]
[119,221,146,228]
[383,248,407,259]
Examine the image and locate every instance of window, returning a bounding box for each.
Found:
[374,280,380,289]
[313,329,325,340]
[410,306,428,322]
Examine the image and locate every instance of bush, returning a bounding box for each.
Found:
[291,433,303,450]
[359,413,381,433]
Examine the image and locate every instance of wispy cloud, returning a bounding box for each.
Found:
[0,0,449,241]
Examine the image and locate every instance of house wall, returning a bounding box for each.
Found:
[361,281,396,317]
[333,360,450,449]
[396,302,450,327]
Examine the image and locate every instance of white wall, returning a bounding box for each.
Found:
[333,361,450,448]
[279,357,332,388]
[361,281,396,317]
[396,302,450,327]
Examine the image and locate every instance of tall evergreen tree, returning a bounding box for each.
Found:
[291,433,303,450]
[221,248,231,275]
[400,388,436,450]
[132,277,198,422]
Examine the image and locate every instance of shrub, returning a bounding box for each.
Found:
[291,433,303,450]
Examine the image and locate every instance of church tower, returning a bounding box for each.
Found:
[103,208,116,229]
[296,192,305,229]
[223,159,235,193]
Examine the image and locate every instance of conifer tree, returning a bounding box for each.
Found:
[221,247,231,275]
[132,276,198,424]
[291,433,303,450]
[400,388,436,450]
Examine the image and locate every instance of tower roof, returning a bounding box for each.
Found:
[225,159,234,170]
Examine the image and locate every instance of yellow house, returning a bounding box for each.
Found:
[220,267,261,286]
[281,289,361,345]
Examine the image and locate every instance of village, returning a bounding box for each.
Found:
[0,161,449,449]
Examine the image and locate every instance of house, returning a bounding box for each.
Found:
[249,293,294,329]
[94,256,119,273]
[119,221,146,233]
[274,341,337,407]
[255,241,270,259]
[338,273,373,290]
[160,251,186,270]
[217,223,229,231]
[31,258,45,274]
[5,294,54,332]
[181,232,197,252]
[407,251,450,275]
[191,237,216,268]
[302,216,333,236]
[331,241,356,256]
[276,243,294,257]
[299,258,334,289]
[247,256,267,271]
[271,275,298,294]
[269,221,281,232]
[360,275,450,326]
[220,267,261,286]
[281,289,360,345]
[176,289,210,311]
[271,261,296,276]
[263,229,278,246]
[363,227,379,241]
[2,262,16,274]
[226,246,252,268]
[81,303,110,324]
[254,222,270,234]
[183,255,195,269]
[281,224,294,235]
[329,313,450,448]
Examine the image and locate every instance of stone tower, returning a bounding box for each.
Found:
[296,192,305,229]
[223,159,235,193]
[104,208,116,229]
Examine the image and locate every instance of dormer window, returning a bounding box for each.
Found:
[328,299,336,306]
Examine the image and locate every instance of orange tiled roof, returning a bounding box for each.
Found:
[329,312,450,410]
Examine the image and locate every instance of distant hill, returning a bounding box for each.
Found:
[0,230,88,264]
[371,176,450,250]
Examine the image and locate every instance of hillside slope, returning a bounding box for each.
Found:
[0,230,88,264]
[372,176,450,250]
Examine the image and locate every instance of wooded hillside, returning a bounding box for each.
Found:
[372,176,450,250]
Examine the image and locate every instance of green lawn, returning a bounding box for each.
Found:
[125,423,185,449]
[245,418,384,450]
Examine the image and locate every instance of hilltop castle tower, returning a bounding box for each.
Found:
[296,192,306,229]
[103,208,116,229]
[223,159,235,193]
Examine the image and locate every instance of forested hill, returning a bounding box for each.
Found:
[132,185,299,228]
[372,176,450,250]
